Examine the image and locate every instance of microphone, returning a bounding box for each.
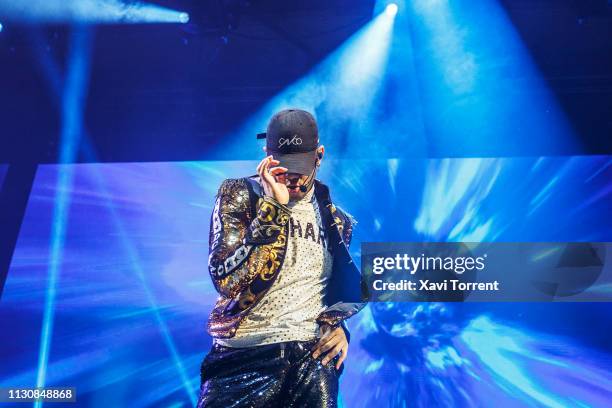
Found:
[299,158,319,192]
[299,172,313,192]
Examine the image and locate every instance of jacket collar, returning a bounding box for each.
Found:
[313,179,332,206]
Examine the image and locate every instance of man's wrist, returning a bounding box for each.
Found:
[263,194,291,213]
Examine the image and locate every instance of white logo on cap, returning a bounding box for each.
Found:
[278,134,303,148]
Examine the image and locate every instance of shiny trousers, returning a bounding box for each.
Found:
[197,339,341,408]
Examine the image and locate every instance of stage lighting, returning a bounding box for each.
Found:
[0,22,3,32]
[178,12,189,23]
[0,0,190,24]
[408,0,576,156]
[386,3,398,16]
[222,4,397,158]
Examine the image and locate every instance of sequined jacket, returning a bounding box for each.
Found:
[207,176,366,340]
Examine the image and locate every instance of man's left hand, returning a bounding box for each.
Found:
[311,325,348,370]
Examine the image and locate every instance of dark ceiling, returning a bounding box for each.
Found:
[0,0,611,163]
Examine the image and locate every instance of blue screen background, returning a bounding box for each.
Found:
[1,156,611,407]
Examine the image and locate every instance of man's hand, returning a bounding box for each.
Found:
[311,325,348,370]
[257,155,289,205]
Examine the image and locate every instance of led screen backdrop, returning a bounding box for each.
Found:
[1,156,611,407]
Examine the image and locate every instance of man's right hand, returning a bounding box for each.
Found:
[257,155,289,205]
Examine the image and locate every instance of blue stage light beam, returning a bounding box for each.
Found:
[34,25,92,408]
[407,0,579,156]
[220,7,398,160]
[409,0,584,239]
[79,142,199,406]
[0,0,189,24]
[0,22,3,32]
[27,30,197,406]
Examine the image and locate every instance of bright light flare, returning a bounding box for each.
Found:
[0,0,189,24]
[385,3,398,17]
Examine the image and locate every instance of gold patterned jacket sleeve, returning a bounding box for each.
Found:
[208,178,291,298]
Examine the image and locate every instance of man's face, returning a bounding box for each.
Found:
[274,172,311,201]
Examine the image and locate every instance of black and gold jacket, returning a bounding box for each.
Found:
[207,176,366,339]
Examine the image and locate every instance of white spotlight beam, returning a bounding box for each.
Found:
[223,8,397,158]
[0,0,189,24]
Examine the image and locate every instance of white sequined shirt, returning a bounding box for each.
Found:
[216,185,333,347]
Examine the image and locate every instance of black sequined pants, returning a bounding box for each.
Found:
[197,339,341,408]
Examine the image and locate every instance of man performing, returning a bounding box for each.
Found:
[197,109,366,407]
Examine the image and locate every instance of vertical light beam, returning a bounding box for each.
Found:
[35,25,92,408]
[28,34,197,404]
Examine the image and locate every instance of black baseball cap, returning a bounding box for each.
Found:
[257,109,319,175]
